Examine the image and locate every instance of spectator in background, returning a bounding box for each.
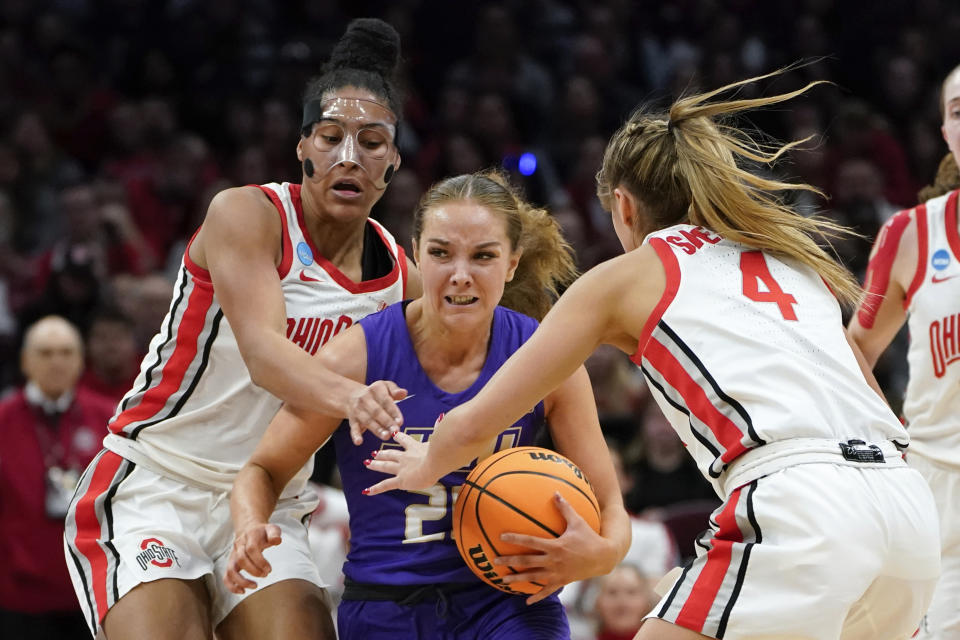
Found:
[78,307,140,406]
[590,564,658,640]
[623,402,718,520]
[0,315,113,639]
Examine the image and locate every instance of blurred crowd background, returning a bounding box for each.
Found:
[1,0,959,635]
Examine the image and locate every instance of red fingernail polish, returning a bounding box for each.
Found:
[363,459,371,466]
[362,488,370,495]
[371,450,378,458]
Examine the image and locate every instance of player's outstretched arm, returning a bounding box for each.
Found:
[365,244,665,493]
[194,186,406,433]
[846,211,917,367]
[494,365,632,604]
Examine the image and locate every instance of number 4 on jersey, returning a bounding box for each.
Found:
[740,251,798,320]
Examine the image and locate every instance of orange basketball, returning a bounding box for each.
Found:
[453,446,601,595]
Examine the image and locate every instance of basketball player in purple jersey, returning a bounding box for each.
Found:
[226,171,631,639]
[64,19,419,640]
[370,70,941,640]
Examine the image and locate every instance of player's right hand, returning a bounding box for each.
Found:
[347,380,408,445]
[223,523,283,594]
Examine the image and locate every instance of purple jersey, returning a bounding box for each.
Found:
[336,302,546,586]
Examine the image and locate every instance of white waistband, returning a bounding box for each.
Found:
[720,438,906,500]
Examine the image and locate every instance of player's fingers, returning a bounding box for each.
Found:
[501,568,549,585]
[349,418,366,446]
[391,430,418,448]
[499,532,552,550]
[364,458,399,475]
[264,524,282,547]
[553,492,584,525]
[240,542,273,577]
[493,552,548,568]
[384,381,408,401]
[368,447,400,463]
[363,476,401,496]
[224,561,257,594]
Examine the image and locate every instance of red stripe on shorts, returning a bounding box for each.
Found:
[676,486,744,630]
[110,279,214,433]
[73,451,124,623]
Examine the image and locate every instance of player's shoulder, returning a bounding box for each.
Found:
[207,184,275,218]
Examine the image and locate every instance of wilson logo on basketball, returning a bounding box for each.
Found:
[526,450,590,484]
[136,538,181,570]
[466,544,526,596]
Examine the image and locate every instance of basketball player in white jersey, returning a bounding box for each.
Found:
[368,68,941,640]
[848,63,960,640]
[63,19,421,640]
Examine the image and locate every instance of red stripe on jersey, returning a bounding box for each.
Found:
[676,486,744,630]
[644,337,749,462]
[183,229,211,283]
[110,280,215,433]
[945,191,960,263]
[398,244,409,298]
[632,238,681,364]
[857,210,911,328]
[255,184,294,278]
[904,204,928,308]
[72,451,124,623]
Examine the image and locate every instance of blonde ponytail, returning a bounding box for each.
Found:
[597,66,863,306]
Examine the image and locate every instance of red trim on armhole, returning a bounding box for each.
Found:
[253,184,293,278]
[183,228,211,282]
[856,210,911,328]
[945,190,960,263]
[631,238,681,365]
[904,204,928,308]
[397,244,409,298]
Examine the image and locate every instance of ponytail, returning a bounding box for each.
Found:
[597,66,863,306]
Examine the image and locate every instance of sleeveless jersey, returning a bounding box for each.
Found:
[336,302,546,586]
[633,224,907,495]
[899,190,960,466]
[103,182,407,494]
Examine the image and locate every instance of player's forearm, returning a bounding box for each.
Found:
[243,331,363,416]
[231,463,282,535]
[597,502,632,575]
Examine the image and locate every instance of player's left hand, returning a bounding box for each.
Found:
[363,430,439,494]
[494,492,618,605]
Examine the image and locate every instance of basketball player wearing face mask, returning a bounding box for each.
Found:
[63,19,420,640]
[224,171,631,640]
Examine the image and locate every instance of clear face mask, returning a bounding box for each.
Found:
[301,97,399,190]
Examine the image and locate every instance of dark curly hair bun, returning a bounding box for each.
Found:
[326,18,401,78]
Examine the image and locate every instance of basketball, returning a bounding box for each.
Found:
[453,446,602,596]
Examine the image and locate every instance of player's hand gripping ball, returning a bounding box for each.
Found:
[453,446,601,595]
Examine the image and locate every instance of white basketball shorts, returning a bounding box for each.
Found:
[63,449,323,636]
[648,460,940,639]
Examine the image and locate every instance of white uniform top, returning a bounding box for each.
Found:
[103,182,407,494]
[632,224,907,495]
[900,190,960,466]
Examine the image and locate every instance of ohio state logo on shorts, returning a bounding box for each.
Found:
[136,537,182,570]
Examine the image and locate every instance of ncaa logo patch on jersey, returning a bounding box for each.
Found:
[297,241,314,266]
[931,248,951,271]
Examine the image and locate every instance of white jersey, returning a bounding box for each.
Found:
[103,182,408,493]
[633,224,907,495]
[900,190,960,466]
